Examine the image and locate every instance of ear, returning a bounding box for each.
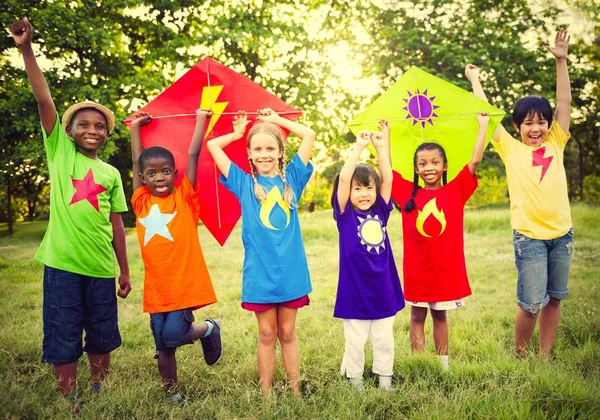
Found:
[513,123,520,133]
[173,168,179,178]
[443,162,448,171]
[66,124,73,137]
[139,173,145,185]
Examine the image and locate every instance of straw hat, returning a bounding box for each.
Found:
[61,101,115,134]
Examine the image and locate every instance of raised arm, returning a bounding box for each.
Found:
[468,113,490,175]
[206,111,250,179]
[257,108,316,166]
[130,112,152,191]
[465,64,502,142]
[337,131,371,210]
[186,109,212,186]
[546,29,571,133]
[10,18,56,135]
[372,120,393,203]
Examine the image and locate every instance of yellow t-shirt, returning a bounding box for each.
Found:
[494,123,571,239]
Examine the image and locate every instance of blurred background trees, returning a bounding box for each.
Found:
[1,0,598,232]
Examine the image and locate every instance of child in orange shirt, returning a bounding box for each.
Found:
[130,109,221,402]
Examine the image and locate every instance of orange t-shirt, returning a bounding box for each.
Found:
[132,176,216,313]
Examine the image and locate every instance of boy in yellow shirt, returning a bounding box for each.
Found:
[466,30,573,357]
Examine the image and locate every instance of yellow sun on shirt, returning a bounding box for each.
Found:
[356,214,386,254]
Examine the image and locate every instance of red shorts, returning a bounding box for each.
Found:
[241,295,310,312]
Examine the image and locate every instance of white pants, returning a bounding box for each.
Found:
[340,316,395,378]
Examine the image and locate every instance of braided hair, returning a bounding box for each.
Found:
[247,122,294,209]
[403,142,448,212]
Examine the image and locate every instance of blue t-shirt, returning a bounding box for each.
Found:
[333,195,405,319]
[221,154,313,303]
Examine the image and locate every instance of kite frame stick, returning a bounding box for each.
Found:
[147,110,302,119]
[346,112,505,126]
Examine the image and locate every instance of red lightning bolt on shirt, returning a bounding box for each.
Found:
[69,169,107,211]
[532,147,553,183]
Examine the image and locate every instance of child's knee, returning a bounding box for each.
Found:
[258,327,278,345]
[410,308,427,324]
[277,327,296,344]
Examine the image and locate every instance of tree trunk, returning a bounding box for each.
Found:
[6,174,13,236]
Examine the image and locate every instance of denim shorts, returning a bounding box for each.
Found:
[150,309,195,351]
[42,266,121,364]
[513,229,573,314]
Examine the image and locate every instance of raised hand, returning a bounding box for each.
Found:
[131,111,152,127]
[546,29,570,60]
[10,18,33,47]
[465,64,480,82]
[233,111,251,136]
[197,108,213,119]
[476,112,490,124]
[256,107,280,123]
[378,119,390,136]
[356,130,371,148]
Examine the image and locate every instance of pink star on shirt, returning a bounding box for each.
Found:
[69,169,107,211]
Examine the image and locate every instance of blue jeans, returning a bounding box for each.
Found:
[150,309,195,351]
[513,229,573,314]
[42,266,121,364]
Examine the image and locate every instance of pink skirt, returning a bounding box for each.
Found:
[241,295,310,312]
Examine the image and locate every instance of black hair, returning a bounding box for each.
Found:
[331,163,381,220]
[403,142,448,213]
[139,146,176,171]
[512,96,553,128]
[71,108,108,127]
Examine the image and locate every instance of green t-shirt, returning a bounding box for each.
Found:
[34,115,128,278]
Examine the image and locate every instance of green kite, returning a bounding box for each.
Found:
[349,66,505,183]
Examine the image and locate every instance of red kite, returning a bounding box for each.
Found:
[125,57,302,245]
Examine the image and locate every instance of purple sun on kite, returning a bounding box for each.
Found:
[403,88,440,128]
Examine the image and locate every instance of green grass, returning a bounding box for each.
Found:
[1,203,599,418]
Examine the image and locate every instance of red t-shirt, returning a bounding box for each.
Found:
[391,166,477,302]
[132,176,216,313]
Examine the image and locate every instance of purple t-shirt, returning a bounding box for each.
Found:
[333,195,405,319]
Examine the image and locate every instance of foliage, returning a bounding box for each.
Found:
[1,0,599,231]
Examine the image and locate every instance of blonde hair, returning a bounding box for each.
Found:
[247,122,295,209]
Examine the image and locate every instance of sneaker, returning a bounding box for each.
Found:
[199,319,222,365]
[349,377,364,391]
[167,393,184,404]
[379,375,392,391]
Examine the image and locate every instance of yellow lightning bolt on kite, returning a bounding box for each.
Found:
[200,85,229,139]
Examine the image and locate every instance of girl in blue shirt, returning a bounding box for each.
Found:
[207,108,315,397]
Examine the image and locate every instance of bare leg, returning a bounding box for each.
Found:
[539,298,561,356]
[515,307,538,357]
[410,306,427,353]
[277,307,300,396]
[430,309,448,356]
[88,352,110,384]
[54,362,77,396]
[157,348,177,393]
[190,322,209,341]
[255,308,278,397]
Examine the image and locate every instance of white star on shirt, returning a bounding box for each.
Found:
[139,204,177,246]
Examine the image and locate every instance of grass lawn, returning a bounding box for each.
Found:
[0,203,599,418]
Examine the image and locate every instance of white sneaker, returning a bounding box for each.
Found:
[349,377,364,390]
[379,375,392,390]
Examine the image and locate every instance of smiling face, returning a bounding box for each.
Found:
[247,132,283,177]
[350,178,377,211]
[140,157,178,197]
[416,148,447,189]
[515,112,549,147]
[66,109,108,159]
